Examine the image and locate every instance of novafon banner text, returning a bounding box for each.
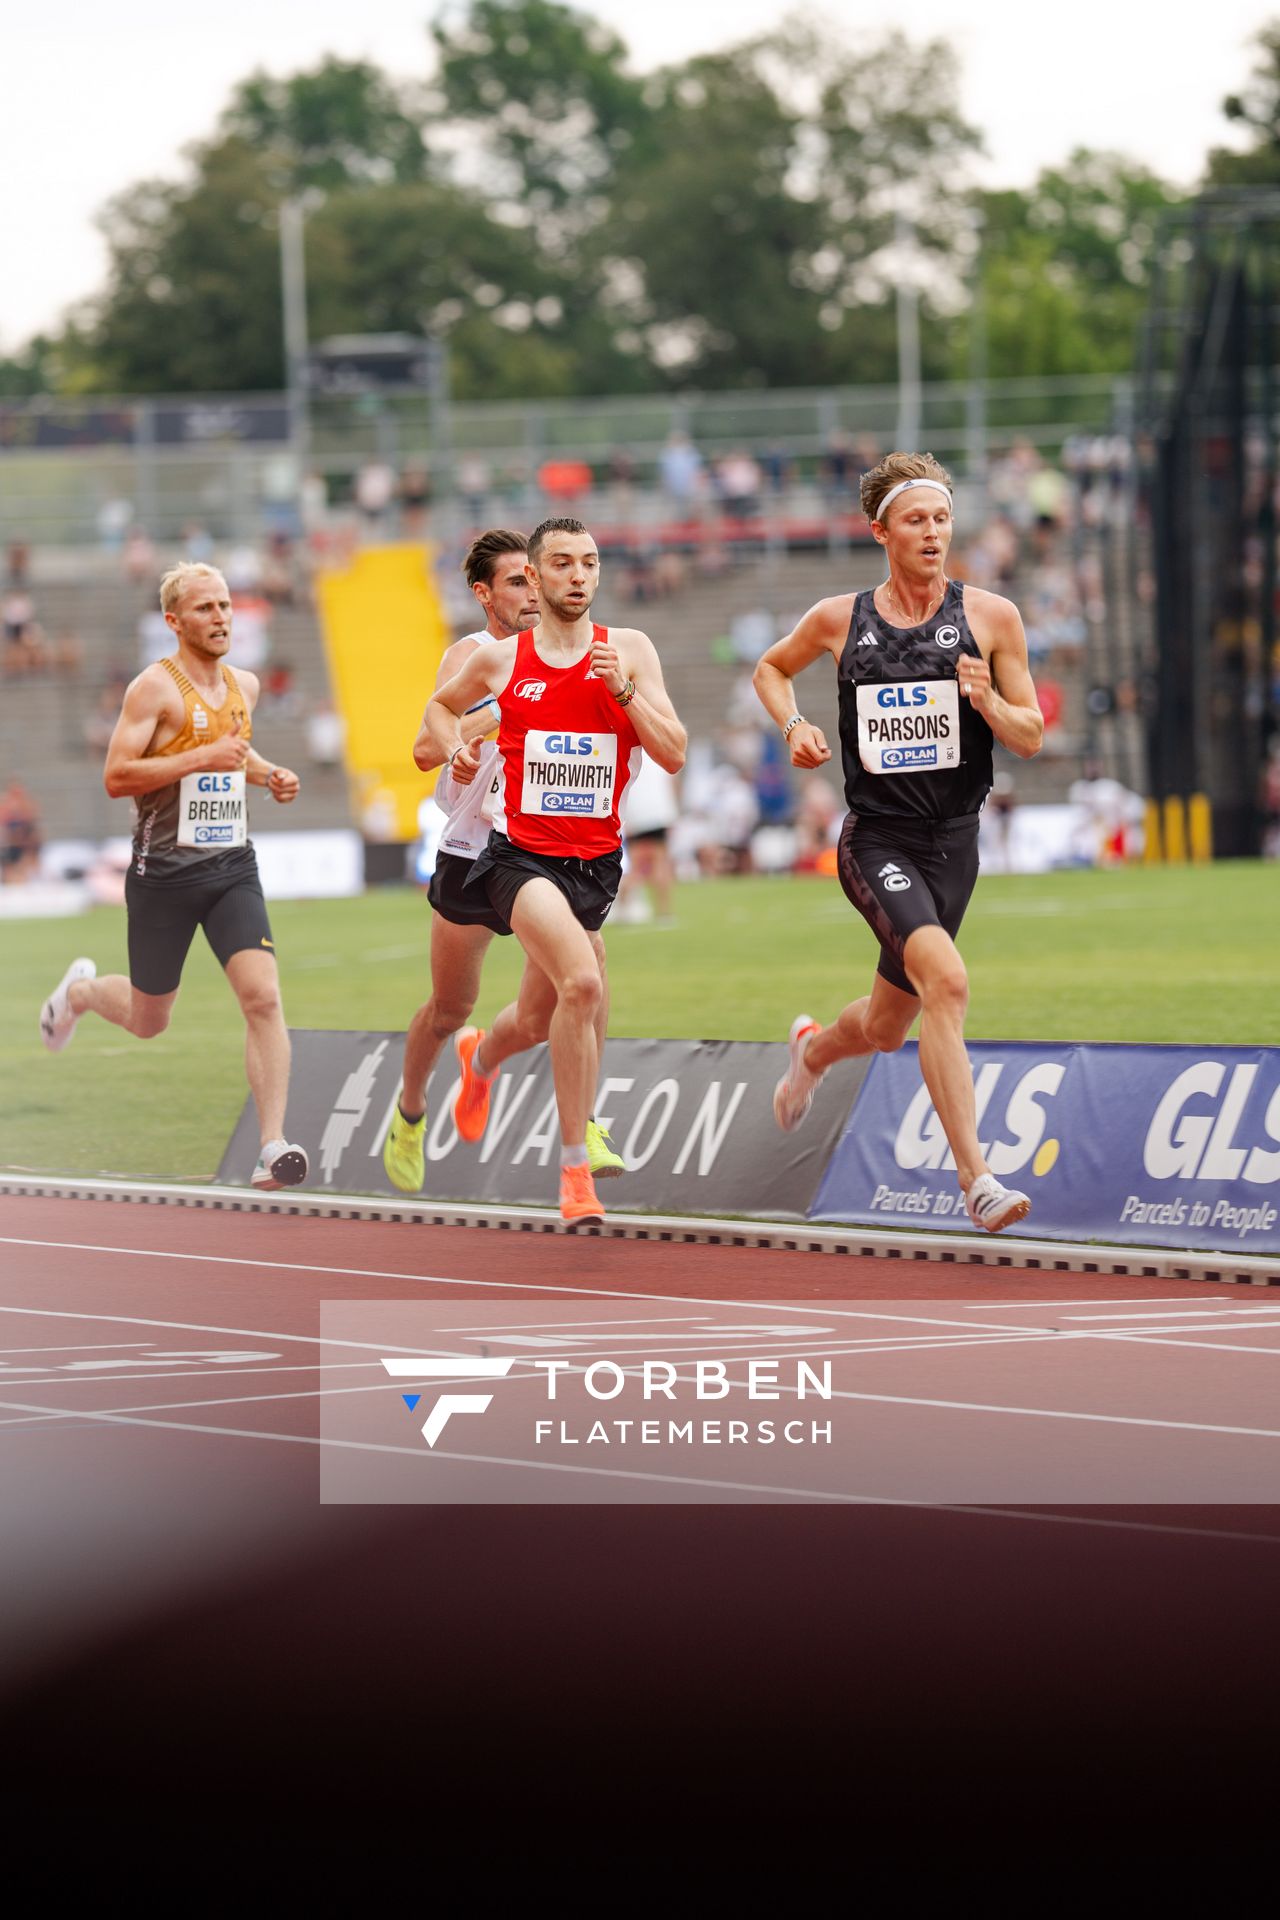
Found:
[218,1032,867,1218]
[810,1043,1280,1254]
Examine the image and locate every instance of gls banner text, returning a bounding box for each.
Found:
[811,1042,1280,1253]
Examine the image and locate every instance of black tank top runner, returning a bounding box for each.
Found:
[837,579,993,821]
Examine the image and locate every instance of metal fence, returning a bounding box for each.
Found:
[0,373,1137,548]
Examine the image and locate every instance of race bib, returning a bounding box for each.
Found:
[521,730,617,819]
[480,769,501,823]
[856,679,960,776]
[177,770,247,848]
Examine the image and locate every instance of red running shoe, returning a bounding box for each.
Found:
[452,1027,493,1142]
[559,1162,604,1227]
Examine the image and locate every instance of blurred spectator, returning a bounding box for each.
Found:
[224,543,262,594]
[792,774,841,871]
[1260,740,1280,859]
[84,685,123,756]
[822,428,855,503]
[262,532,296,608]
[180,521,216,563]
[306,700,347,772]
[5,538,30,587]
[2,591,48,676]
[715,450,763,520]
[0,779,42,884]
[400,461,432,537]
[537,458,592,505]
[300,470,329,541]
[660,432,704,516]
[608,447,637,513]
[97,497,133,551]
[729,606,775,664]
[262,660,301,721]
[617,754,679,924]
[985,771,1018,873]
[355,459,397,530]
[456,453,491,522]
[138,607,171,667]
[229,594,271,672]
[51,626,83,678]
[1068,762,1144,865]
[122,526,156,585]
[761,443,793,496]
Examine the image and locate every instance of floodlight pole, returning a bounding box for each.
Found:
[280,196,312,477]
[895,209,922,450]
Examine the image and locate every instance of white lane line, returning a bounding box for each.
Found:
[962,1298,1226,1310]
[1098,1333,1280,1359]
[0,1236,1044,1332]
[0,1341,156,1356]
[1065,1308,1280,1323]
[0,1390,1277,1537]
[4,1343,1279,1444]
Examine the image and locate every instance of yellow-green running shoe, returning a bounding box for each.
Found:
[383,1105,426,1193]
[586,1118,626,1179]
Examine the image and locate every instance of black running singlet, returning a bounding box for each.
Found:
[837,580,993,821]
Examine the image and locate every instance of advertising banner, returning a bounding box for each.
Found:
[811,1042,1280,1255]
[218,1032,867,1218]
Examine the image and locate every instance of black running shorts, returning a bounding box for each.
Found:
[467,830,623,934]
[125,854,275,995]
[836,810,981,996]
[427,850,510,937]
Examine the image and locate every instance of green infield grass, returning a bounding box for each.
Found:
[2,860,1277,1181]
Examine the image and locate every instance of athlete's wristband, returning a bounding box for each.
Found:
[613,678,636,708]
[781,714,805,740]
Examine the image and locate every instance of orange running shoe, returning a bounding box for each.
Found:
[452,1027,493,1142]
[559,1162,604,1227]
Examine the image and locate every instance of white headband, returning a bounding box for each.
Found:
[874,478,953,520]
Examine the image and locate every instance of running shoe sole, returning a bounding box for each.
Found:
[772,1014,820,1131]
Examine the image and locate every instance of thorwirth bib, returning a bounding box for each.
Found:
[492,626,641,857]
[837,580,993,821]
[131,657,254,880]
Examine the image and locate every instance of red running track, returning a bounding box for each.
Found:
[2,1192,1278,1828]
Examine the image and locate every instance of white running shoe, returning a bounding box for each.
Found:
[251,1140,310,1191]
[773,1014,823,1131]
[964,1172,1031,1234]
[39,957,96,1053]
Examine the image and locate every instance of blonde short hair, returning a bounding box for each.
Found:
[159,562,227,616]
[860,451,954,523]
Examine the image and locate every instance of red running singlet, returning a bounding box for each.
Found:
[492,626,641,857]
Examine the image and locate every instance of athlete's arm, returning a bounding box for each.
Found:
[103,669,249,799]
[244,748,300,802]
[963,593,1045,759]
[752,598,848,769]
[594,629,686,774]
[416,640,515,774]
[411,637,499,773]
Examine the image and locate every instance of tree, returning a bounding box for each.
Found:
[1208,23,1280,184]
[429,0,652,221]
[219,57,432,192]
[968,153,1184,380]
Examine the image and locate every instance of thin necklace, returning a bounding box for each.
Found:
[884,576,946,628]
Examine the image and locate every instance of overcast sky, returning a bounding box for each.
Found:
[2,0,1275,348]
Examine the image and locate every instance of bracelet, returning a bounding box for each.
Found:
[781,714,805,740]
[613,678,636,708]
[447,744,465,770]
